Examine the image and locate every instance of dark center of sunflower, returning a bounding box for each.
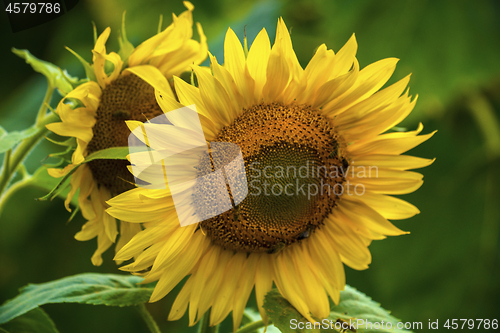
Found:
[198,103,347,253]
[86,74,163,195]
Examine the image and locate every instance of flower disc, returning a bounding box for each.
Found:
[199,103,346,252]
[86,74,163,194]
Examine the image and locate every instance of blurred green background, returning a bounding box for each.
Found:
[1,0,499,332]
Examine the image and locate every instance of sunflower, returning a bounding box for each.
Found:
[45,1,207,266]
[106,18,435,330]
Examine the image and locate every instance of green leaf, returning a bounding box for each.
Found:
[29,166,62,192]
[47,144,74,159]
[264,286,412,333]
[37,146,130,201]
[327,286,411,333]
[65,47,97,82]
[0,308,59,333]
[0,127,39,154]
[12,48,73,96]
[60,69,85,87]
[0,273,153,325]
[83,146,131,162]
[25,166,77,207]
[264,289,308,333]
[0,125,6,139]
[44,136,76,147]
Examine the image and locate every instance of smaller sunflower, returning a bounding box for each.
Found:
[46,1,207,266]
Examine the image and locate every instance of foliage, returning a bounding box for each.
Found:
[264,286,411,333]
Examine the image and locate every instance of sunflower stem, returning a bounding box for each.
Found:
[235,319,272,333]
[0,82,57,198]
[467,90,500,157]
[2,150,11,179]
[198,310,219,333]
[0,172,32,217]
[0,112,58,199]
[36,84,54,125]
[136,304,161,333]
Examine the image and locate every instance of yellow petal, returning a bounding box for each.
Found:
[338,197,407,236]
[45,122,93,143]
[324,215,372,270]
[351,154,435,170]
[92,51,123,89]
[348,126,436,156]
[149,225,197,274]
[254,254,273,326]
[210,253,246,325]
[149,232,205,302]
[303,246,342,306]
[340,92,416,142]
[114,223,172,261]
[325,58,399,117]
[314,59,359,109]
[329,34,357,79]
[334,75,411,127]
[291,244,330,319]
[346,171,424,195]
[210,53,244,113]
[63,165,87,212]
[92,27,110,60]
[348,190,420,220]
[262,47,289,102]
[246,28,271,99]
[57,101,96,127]
[275,18,302,80]
[173,76,223,134]
[125,65,174,98]
[299,44,336,103]
[188,245,223,325]
[308,231,345,291]
[198,250,233,323]
[156,89,218,139]
[273,251,314,322]
[232,254,258,332]
[168,275,195,320]
[75,220,99,241]
[114,221,142,262]
[47,163,77,179]
[91,229,114,266]
[128,1,205,72]
[224,28,250,103]
[129,241,165,272]
[193,65,235,127]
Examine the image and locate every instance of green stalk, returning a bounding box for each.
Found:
[136,304,161,333]
[0,168,31,216]
[198,310,219,333]
[0,81,57,199]
[2,150,11,180]
[236,319,271,333]
[467,91,500,157]
[0,112,58,197]
[36,85,54,125]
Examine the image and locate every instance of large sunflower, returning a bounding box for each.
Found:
[106,19,435,330]
[46,1,207,266]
